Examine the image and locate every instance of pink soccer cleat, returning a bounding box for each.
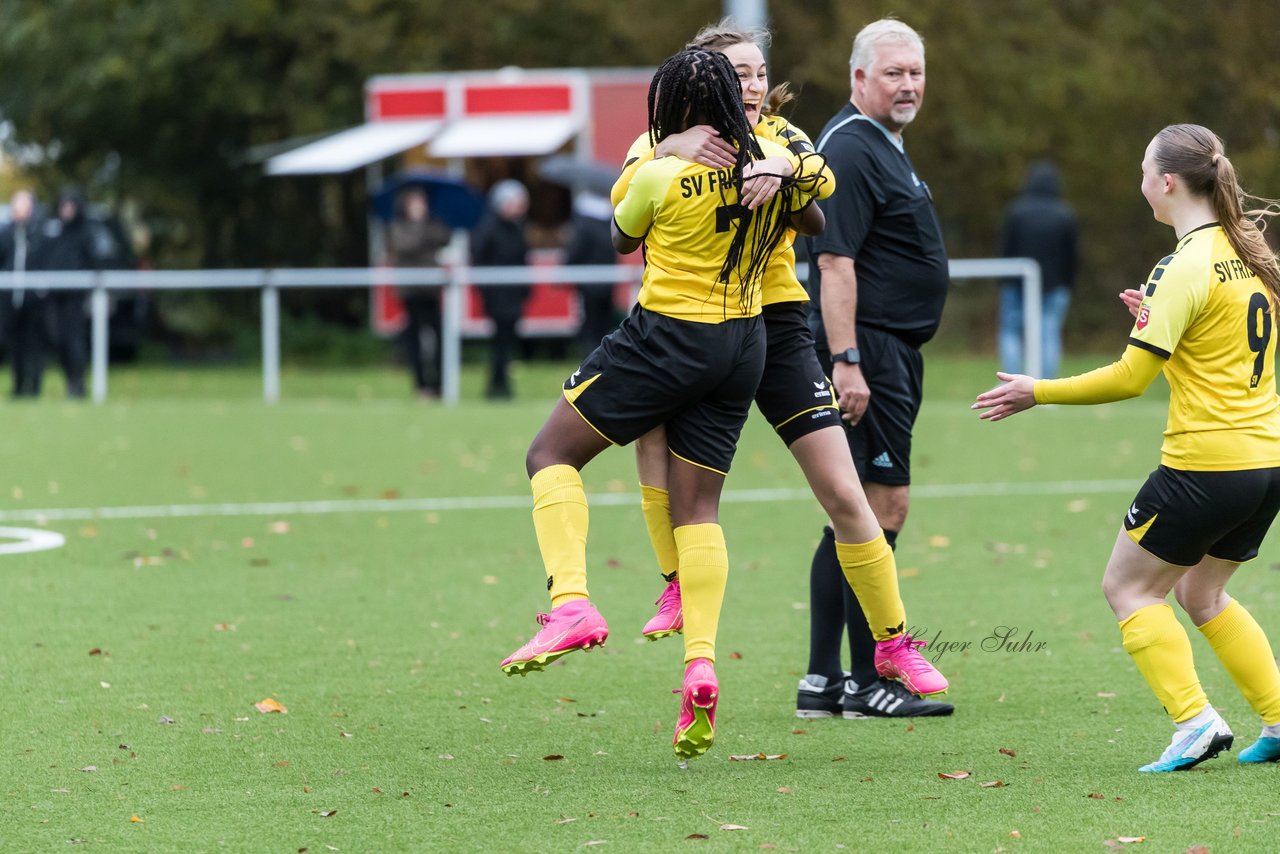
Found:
[673,658,718,760]
[500,600,609,676]
[642,580,683,641]
[874,634,949,696]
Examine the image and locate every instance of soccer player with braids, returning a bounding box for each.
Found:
[612,20,950,719]
[976,124,1280,772]
[501,48,824,761]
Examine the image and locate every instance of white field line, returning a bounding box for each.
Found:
[0,479,1140,524]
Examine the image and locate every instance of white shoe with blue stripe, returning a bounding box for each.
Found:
[1139,713,1233,773]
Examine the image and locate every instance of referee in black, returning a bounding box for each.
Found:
[799,18,953,718]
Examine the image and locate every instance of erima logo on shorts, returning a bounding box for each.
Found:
[567,369,582,387]
[872,452,893,468]
[1126,503,1139,525]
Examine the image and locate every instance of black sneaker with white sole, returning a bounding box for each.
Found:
[843,677,955,718]
[795,673,845,718]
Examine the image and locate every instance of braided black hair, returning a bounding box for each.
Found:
[646,49,816,316]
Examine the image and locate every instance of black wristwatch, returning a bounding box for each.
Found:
[830,347,861,367]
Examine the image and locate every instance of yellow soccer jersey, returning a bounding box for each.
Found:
[1130,223,1280,470]
[613,136,809,323]
[610,117,834,307]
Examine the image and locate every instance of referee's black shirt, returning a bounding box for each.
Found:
[805,102,949,349]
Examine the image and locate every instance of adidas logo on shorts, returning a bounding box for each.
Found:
[871,452,893,469]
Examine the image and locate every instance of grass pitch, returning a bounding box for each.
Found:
[2,357,1278,852]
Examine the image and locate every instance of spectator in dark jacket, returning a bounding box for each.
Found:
[38,186,98,398]
[0,189,48,397]
[999,161,1078,378]
[564,191,618,358]
[470,180,530,400]
[388,187,452,399]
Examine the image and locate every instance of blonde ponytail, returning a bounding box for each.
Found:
[1154,124,1280,306]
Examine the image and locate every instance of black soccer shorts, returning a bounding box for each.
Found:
[1124,464,1280,566]
[564,305,765,475]
[817,325,923,486]
[754,302,841,446]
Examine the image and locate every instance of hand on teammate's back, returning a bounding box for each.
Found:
[655,125,737,169]
[740,157,787,210]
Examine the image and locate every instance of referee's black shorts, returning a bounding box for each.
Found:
[1124,465,1280,566]
[754,302,841,446]
[564,304,765,475]
[816,324,923,486]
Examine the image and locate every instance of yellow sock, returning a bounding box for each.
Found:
[530,465,589,608]
[836,533,906,641]
[674,523,727,664]
[1119,603,1207,723]
[639,485,679,581]
[1199,599,1280,726]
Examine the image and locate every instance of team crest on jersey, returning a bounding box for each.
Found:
[1136,304,1151,330]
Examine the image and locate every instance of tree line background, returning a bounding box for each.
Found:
[0,0,1276,354]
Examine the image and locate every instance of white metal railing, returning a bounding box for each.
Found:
[0,258,1039,403]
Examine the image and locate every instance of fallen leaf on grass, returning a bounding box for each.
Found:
[831,756,846,762]
[100,682,111,689]
[686,833,708,840]
[543,754,565,761]
[999,747,1017,758]
[938,771,971,780]
[1087,792,1105,799]
[720,824,749,831]
[319,809,337,817]
[438,754,454,760]
[979,780,1007,788]
[729,651,743,660]
[79,766,97,772]
[269,521,291,534]
[88,648,104,656]
[928,535,950,548]
[728,753,787,761]
[213,623,236,632]
[482,575,498,585]
[1097,692,1117,699]
[776,787,793,794]
[1009,830,1021,838]
[554,817,577,825]
[583,842,607,847]
[254,698,288,714]
[1117,838,1144,844]
[129,816,143,823]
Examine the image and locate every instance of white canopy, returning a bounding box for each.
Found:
[264,120,442,175]
[428,115,581,158]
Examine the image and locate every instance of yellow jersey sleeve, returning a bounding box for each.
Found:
[756,116,834,201]
[1033,345,1164,404]
[612,159,661,239]
[1128,249,1210,359]
[611,132,654,208]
